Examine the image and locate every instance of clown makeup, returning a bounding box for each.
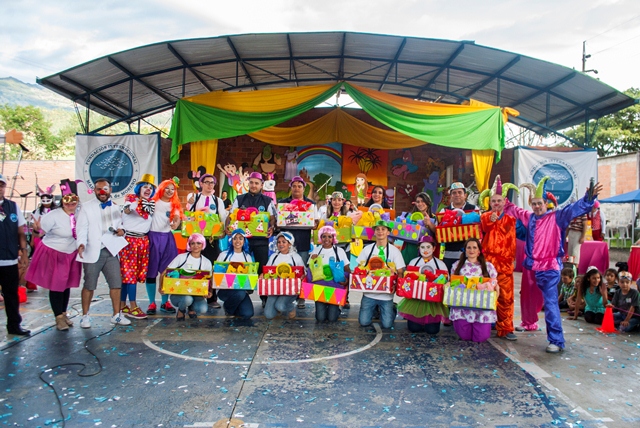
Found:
[162,184,175,201]
[94,182,111,202]
[140,183,154,199]
[419,242,434,259]
[276,236,291,254]
[489,194,505,213]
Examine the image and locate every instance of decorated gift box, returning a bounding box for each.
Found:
[435,209,481,243]
[162,269,210,296]
[300,281,347,306]
[212,262,260,290]
[390,222,429,243]
[396,268,449,302]
[257,264,304,295]
[443,283,497,310]
[181,211,224,238]
[276,202,315,228]
[349,273,397,294]
[227,208,270,237]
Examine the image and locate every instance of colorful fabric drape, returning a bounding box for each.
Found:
[168,82,516,187]
[471,150,495,192]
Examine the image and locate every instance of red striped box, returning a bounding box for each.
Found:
[257,278,303,296]
[435,224,482,243]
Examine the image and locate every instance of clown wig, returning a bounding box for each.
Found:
[153,178,184,220]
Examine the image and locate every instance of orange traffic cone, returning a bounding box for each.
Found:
[596,306,618,334]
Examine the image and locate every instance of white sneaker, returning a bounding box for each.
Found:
[80,315,91,329]
[110,312,132,326]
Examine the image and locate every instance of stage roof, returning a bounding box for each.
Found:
[37,31,637,135]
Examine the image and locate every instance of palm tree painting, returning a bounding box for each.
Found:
[342,144,388,187]
[348,147,382,174]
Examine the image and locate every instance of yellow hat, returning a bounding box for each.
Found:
[139,174,155,186]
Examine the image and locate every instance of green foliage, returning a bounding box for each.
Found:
[312,172,331,200]
[334,181,352,201]
[564,88,640,157]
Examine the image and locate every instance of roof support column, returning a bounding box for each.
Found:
[86,95,90,133]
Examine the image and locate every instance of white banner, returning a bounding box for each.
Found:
[75,133,160,204]
[513,147,598,210]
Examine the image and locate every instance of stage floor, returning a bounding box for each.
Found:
[1,272,637,428]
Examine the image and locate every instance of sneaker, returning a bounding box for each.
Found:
[342,301,351,310]
[209,300,222,309]
[545,344,562,354]
[80,315,91,329]
[161,302,176,313]
[147,302,157,315]
[297,298,306,309]
[515,325,526,332]
[110,312,132,326]
[121,306,131,315]
[503,333,518,341]
[127,307,148,320]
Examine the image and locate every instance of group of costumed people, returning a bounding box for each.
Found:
[10,168,604,355]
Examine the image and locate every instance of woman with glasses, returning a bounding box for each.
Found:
[25,190,82,331]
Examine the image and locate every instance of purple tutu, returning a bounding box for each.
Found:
[25,244,81,292]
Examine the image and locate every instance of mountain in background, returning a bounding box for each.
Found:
[0,77,74,110]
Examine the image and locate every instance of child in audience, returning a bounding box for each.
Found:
[567,275,586,317]
[609,271,640,332]
[558,268,575,311]
[570,266,607,324]
[604,268,619,301]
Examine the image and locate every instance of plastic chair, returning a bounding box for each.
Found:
[604,227,615,246]
[617,226,630,247]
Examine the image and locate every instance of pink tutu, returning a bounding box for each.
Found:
[25,244,81,292]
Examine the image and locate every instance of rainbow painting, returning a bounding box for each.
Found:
[295,142,342,185]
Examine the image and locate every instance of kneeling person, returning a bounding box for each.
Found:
[356,220,405,329]
[216,229,255,320]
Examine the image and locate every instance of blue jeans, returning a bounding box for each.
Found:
[264,295,297,320]
[169,295,208,314]
[613,312,640,332]
[359,296,396,329]
[217,290,254,320]
[315,301,341,323]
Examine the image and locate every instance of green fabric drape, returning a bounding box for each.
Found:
[343,83,505,161]
[169,83,342,163]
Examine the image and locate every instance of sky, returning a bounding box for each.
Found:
[1,0,639,92]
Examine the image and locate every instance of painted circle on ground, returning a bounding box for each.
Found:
[141,319,383,365]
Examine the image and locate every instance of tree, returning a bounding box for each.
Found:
[564,88,640,157]
[0,104,63,160]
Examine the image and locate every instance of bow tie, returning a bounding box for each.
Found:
[100,200,112,209]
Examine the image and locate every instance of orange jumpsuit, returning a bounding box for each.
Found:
[480,211,516,337]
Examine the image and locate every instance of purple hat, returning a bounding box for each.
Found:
[289,175,306,188]
[419,235,435,245]
[249,172,264,181]
[198,174,216,186]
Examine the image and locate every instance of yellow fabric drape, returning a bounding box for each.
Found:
[472,149,495,191]
[347,83,499,116]
[184,84,339,113]
[249,108,427,149]
[190,140,218,189]
[469,99,520,123]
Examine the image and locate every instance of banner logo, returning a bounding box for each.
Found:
[529,159,577,207]
[82,144,140,199]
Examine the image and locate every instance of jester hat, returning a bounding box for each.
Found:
[521,176,550,202]
[478,175,519,210]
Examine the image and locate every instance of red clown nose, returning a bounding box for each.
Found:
[98,189,108,195]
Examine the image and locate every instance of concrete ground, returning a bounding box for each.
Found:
[1,271,639,428]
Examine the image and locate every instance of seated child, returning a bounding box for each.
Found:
[604,268,619,302]
[558,268,575,311]
[160,233,213,320]
[609,271,640,332]
[308,226,350,323]
[566,275,586,317]
[216,229,255,320]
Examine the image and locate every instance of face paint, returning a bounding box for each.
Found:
[419,243,434,259]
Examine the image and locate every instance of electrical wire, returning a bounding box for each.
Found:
[36,295,117,428]
[586,15,640,41]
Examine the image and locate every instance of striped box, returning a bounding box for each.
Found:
[396,278,444,302]
[435,224,482,243]
[258,278,303,296]
[349,274,397,294]
[443,284,497,310]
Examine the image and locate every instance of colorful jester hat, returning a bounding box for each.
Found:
[478,175,519,210]
[520,176,550,202]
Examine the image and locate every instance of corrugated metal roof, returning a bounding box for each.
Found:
[37,31,637,135]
